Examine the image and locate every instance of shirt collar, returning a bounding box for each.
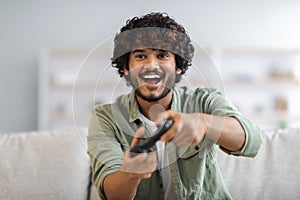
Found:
[128,87,181,122]
[170,87,181,111]
[128,90,140,123]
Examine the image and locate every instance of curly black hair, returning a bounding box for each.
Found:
[112,12,194,83]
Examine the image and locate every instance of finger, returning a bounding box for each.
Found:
[154,110,174,125]
[124,150,147,161]
[147,151,158,164]
[143,154,157,173]
[130,127,145,148]
[172,134,193,146]
[160,125,177,142]
[123,151,157,174]
[172,127,199,146]
[159,112,182,142]
[137,172,152,179]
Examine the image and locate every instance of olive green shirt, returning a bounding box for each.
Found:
[88,86,262,200]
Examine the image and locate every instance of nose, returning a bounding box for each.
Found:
[144,55,159,70]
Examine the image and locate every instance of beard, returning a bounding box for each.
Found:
[127,69,176,102]
[135,85,172,102]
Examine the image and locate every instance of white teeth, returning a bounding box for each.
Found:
[144,74,160,79]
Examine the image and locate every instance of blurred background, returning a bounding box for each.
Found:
[1,0,300,132]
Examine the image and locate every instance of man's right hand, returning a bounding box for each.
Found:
[103,127,157,200]
[120,127,157,178]
[120,150,157,179]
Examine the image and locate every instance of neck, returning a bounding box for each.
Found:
[136,91,173,120]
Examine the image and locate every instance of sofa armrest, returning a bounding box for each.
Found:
[0,129,92,200]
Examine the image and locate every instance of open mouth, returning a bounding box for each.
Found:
[140,72,163,85]
[143,74,161,84]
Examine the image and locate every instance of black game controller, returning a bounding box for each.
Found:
[130,120,174,157]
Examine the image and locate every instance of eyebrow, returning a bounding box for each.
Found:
[131,49,145,54]
[131,49,168,54]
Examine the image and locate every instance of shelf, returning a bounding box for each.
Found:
[223,78,299,87]
[48,112,89,121]
[243,110,299,121]
[220,46,300,56]
[38,46,300,130]
[243,110,300,129]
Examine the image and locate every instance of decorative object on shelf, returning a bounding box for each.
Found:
[38,47,300,130]
[269,66,296,81]
[275,96,288,112]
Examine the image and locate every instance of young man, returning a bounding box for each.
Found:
[88,12,262,200]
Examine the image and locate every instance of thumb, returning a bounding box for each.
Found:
[130,127,145,148]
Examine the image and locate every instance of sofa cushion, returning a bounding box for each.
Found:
[217,128,300,200]
[0,129,91,200]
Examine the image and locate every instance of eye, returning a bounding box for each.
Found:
[157,53,169,59]
[134,54,146,60]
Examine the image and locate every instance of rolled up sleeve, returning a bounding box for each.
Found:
[221,115,263,157]
[87,106,124,200]
[204,88,263,157]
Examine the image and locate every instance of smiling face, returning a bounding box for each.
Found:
[125,48,179,102]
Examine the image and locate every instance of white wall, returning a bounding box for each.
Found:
[1,0,300,131]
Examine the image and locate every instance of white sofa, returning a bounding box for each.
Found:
[217,128,300,200]
[0,129,99,200]
[0,128,299,200]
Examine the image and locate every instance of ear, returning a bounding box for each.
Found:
[123,66,129,76]
[176,68,182,74]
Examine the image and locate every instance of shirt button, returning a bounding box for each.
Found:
[160,183,163,188]
[195,146,200,150]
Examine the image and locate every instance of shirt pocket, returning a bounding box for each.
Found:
[178,138,217,168]
[178,144,202,159]
[178,144,217,172]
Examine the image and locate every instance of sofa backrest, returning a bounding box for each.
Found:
[217,128,300,200]
[0,129,93,200]
[2,127,299,200]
